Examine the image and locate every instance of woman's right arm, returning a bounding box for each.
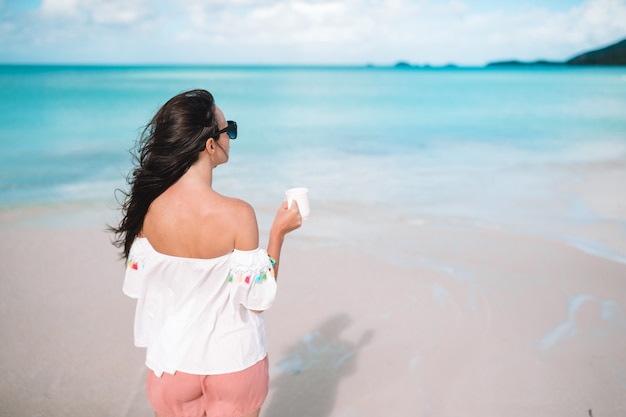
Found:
[267,200,302,279]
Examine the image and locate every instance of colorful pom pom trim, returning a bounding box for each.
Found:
[127,256,144,271]
[227,258,274,285]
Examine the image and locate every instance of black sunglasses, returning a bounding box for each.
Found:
[216,120,237,140]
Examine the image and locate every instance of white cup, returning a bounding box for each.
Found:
[285,187,310,219]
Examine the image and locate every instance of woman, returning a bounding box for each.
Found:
[111,89,302,417]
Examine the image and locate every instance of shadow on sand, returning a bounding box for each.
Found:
[262,313,373,417]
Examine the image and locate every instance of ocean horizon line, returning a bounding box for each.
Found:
[0,62,491,70]
[3,62,625,71]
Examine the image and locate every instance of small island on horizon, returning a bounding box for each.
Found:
[392,36,626,68]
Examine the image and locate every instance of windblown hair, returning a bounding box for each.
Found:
[111,89,220,259]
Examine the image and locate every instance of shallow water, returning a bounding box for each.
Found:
[1,65,625,261]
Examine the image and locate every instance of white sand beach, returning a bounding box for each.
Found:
[1,158,626,417]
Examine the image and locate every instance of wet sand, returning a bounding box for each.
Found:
[0,193,625,416]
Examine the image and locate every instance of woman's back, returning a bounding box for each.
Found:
[141,170,258,259]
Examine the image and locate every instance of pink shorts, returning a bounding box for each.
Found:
[146,356,269,417]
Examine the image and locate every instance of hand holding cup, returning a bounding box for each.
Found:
[272,199,302,237]
[285,187,310,219]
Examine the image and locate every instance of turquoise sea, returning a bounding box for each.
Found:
[1,65,626,260]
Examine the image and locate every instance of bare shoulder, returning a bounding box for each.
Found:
[223,197,259,250]
[222,196,255,220]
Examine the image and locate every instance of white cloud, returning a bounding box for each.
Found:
[1,0,625,64]
[573,0,626,40]
[165,0,626,64]
[40,0,80,17]
[40,0,153,24]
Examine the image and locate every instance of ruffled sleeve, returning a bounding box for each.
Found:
[228,248,278,311]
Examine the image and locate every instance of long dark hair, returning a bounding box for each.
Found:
[111,89,220,259]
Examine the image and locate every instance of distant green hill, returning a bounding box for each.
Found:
[566,38,626,65]
[487,37,626,67]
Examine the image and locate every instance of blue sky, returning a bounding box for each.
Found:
[1,0,625,65]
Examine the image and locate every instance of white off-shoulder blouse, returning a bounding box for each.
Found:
[123,237,277,377]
